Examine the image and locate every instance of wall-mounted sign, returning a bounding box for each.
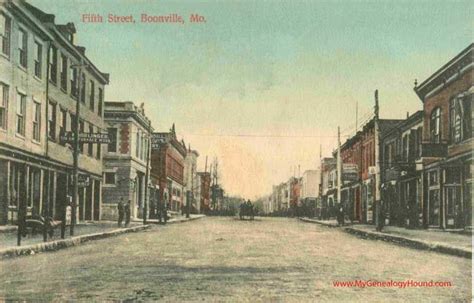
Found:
[60,132,111,144]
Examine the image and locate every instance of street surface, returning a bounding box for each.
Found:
[0,217,471,302]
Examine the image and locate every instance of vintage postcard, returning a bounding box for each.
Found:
[0,0,472,301]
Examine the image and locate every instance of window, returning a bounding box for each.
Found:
[18,29,27,68]
[80,74,85,103]
[48,101,56,140]
[104,172,116,185]
[48,46,57,83]
[59,108,67,145]
[88,125,94,157]
[430,107,441,143]
[34,41,42,78]
[96,130,101,159]
[16,93,25,135]
[89,80,95,110]
[79,120,84,153]
[107,127,117,152]
[98,87,103,116]
[0,83,8,129]
[450,95,473,144]
[70,113,76,132]
[70,65,78,98]
[60,54,67,91]
[0,14,11,57]
[32,101,41,141]
[136,129,141,158]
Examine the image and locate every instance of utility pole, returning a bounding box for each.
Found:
[143,118,151,225]
[187,163,194,218]
[374,89,381,229]
[70,59,87,236]
[355,101,358,134]
[337,126,342,206]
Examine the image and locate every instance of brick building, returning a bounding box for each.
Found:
[414,43,473,229]
[101,101,153,221]
[150,124,186,213]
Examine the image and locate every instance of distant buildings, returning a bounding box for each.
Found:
[267,44,472,231]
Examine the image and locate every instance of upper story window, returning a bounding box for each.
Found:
[60,53,67,91]
[430,107,441,143]
[48,101,56,140]
[0,14,11,57]
[89,80,95,110]
[59,108,67,145]
[70,65,78,98]
[16,92,26,136]
[79,120,84,153]
[80,74,85,103]
[98,87,103,116]
[32,101,41,142]
[48,46,57,83]
[18,29,27,68]
[0,83,8,130]
[107,127,117,152]
[34,41,42,78]
[450,95,472,144]
[136,129,141,158]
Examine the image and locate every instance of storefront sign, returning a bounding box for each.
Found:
[60,132,111,144]
[343,164,358,182]
[151,134,167,149]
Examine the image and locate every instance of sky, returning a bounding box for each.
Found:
[30,0,473,199]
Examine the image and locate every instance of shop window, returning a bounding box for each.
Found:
[429,171,439,186]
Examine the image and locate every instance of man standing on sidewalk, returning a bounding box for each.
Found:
[124,200,131,227]
[117,198,125,227]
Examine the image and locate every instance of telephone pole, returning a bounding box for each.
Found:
[337,126,342,206]
[374,90,381,229]
[143,118,151,225]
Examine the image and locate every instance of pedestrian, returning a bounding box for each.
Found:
[124,200,131,227]
[337,203,345,226]
[117,198,125,227]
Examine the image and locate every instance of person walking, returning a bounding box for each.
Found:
[117,198,125,227]
[124,200,131,227]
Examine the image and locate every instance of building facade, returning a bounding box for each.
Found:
[415,43,473,230]
[0,1,109,224]
[101,101,153,221]
[150,125,186,213]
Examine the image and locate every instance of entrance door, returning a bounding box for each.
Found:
[428,189,440,226]
[93,180,100,221]
[445,185,461,228]
[55,173,67,220]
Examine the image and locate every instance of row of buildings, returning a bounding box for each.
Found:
[0,0,213,226]
[265,43,473,230]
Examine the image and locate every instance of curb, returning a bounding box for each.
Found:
[0,225,150,259]
[298,217,471,259]
[343,227,472,259]
[298,217,340,228]
[0,215,205,260]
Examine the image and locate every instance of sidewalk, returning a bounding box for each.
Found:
[299,217,472,258]
[0,215,205,259]
[132,214,206,225]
